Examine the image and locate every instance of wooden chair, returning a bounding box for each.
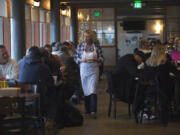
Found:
[133,71,170,126]
[0,96,25,135]
[18,82,46,135]
[105,71,131,119]
[0,83,46,135]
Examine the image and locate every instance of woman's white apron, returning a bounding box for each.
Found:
[80,44,99,96]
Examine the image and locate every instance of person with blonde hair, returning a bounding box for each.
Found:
[74,29,104,119]
[92,30,104,79]
[146,45,167,67]
[142,45,180,125]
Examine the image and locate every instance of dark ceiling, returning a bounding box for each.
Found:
[60,0,180,3]
[59,0,180,8]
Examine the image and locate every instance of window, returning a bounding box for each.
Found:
[39,9,45,47]
[0,0,9,45]
[0,17,3,45]
[31,7,38,22]
[78,8,115,46]
[0,0,7,17]
[40,9,45,23]
[60,12,71,42]
[25,5,31,20]
[46,11,50,23]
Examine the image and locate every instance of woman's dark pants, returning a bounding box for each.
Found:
[84,94,97,113]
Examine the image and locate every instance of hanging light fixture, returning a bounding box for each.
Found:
[60,2,71,17]
[154,21,162,34]
[34,0,40,7]
[60,2,70,10]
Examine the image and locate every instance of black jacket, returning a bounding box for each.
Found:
[133,62,180,124]
[112,54,139,103]
[18,56,53,86]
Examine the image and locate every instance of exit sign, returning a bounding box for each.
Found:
[94,12,100,17]
[134,0,142,8]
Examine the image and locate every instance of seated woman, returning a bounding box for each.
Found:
[40,48,74,99]
[140,45,180,125]
[170,39,180,62]
[169,38,180,108]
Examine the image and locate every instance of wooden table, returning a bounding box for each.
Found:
[0,87,21,97]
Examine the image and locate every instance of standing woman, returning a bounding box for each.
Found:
[74,29,104,119]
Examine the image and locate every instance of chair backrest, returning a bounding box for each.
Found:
[141,70,159,86]
[105,71,114,94]
[19,83,38,94]
[0,96,23,116]
[17,81,48,116]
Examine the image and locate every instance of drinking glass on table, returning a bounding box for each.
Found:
[0,81,8,88]
[52,75,58,85]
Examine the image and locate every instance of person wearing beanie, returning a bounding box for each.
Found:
[112,50,144,104]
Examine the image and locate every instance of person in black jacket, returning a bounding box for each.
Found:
[139,38,151,61]
[19,47,53,84]
[145,45,180,98]
[19,46,83,128]
[19,46,66,128]
[134,45,180,126]
[112,50,144,103]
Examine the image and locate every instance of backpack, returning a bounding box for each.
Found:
[63,101,83,127]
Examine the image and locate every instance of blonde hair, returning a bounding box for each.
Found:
[84,29,94,43]
[146,45,167,67]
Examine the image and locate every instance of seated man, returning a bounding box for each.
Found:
[18,46,83,129]
[112,50,144,103]
[139,38,151,61]
[18,46,60,127]
[18,46,53,84]
[0,45,18,80]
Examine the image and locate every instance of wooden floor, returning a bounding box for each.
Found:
[56,75,180,135]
